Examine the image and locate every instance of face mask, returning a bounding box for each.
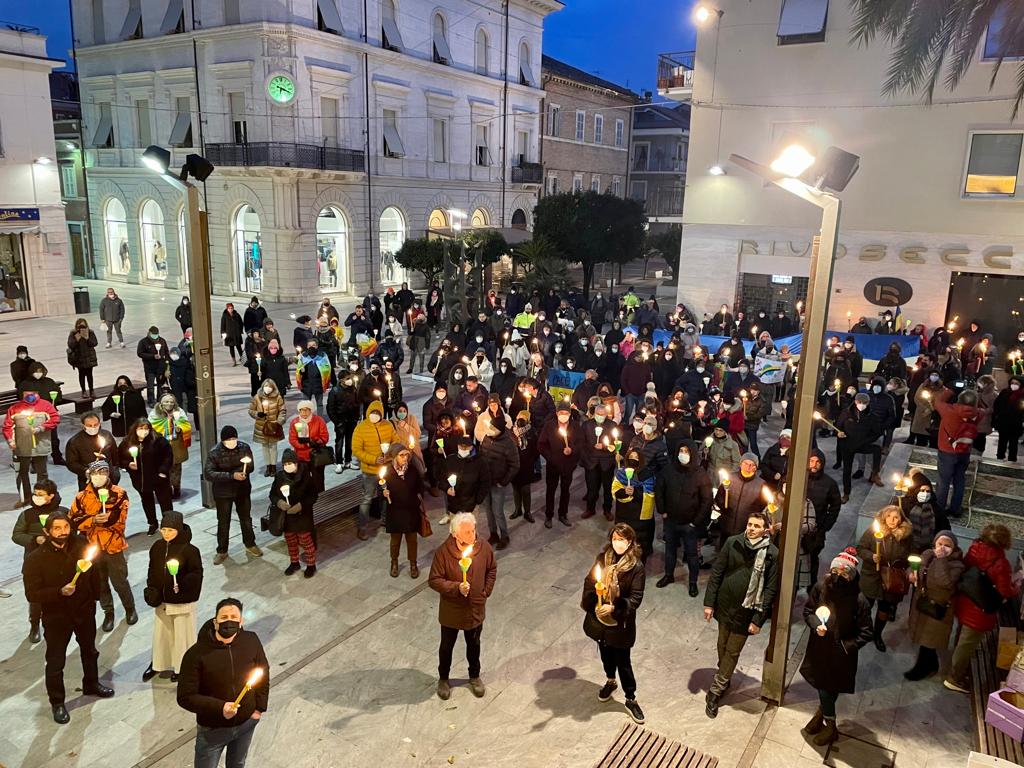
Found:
[739,367,749,376]
[31,372,43,380]
[611,347,618,354]
[632,420,643,433]
[85,426,100,436]
[557,413,570,423]
[678,452,690,465]
[397,410,408,420]
[457,448,471,458]
[871,385,882,394]
[350,363,359,372]
[91,474,108,487]
[436,392,446,401]
[263,385,274,395]
[929,374,940,383]
[594,414,606,424]
[24,393,39,403]
[886,383,896,391]
[150,333,159,340]
[454,373,463,380]
[369,413,381,423]
[223,439,238,450]
[856,403,867,411]
[566,362,575,369]
[17,353,26,359]
[283,463,298,473]
[137,429,150,440]
[917,491,930,503]
[844,343,852,350]
[695,366,705,373]
[934,544,953,559]
[32,495,49,507]
[216,620,241,639]
[1013,383,1021,391]
[643,424,654,435]
[611,539,629,555]
[741,467,755,479]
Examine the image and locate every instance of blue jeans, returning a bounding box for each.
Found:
[624,394,643,424]
[663,520,701,585]
[194,717,258,768]
[357,471,377,529]
[936,450,970,517]
[482,484,509,539]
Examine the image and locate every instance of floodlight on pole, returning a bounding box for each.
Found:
[770,145,816,178]
[708,164,726,176]
[694,4,721,24]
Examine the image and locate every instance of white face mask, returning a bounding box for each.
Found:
[32,495,48,506]
[136,429,150,440]
[457,448,471,458]
[476,336,483,343]
[1013,383,1021,391]
[594,414,606,424]
[632,420,643,433]
[369,413,381,423]
[32,371,43,379]
[557,414,569,423]
[871,385,882,394]
[85,426,100,436]
[678,452,690,465]
[91,474,108,487]
[917,491,930,503]
[643,425,655,435]
[283,463,298,473]
[856,403,867,411]
[454,373,463,380]
[17,353,26,360]
[223,439,238,450]
[263,385,273,395]
[611,539,629,555]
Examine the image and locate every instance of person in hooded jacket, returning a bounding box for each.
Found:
[856,505,912,652]
[904,530,964,682]
[11,344,35,388]
[243,297,268,334]
[759,429,791,492]
[351,400,396,539]
[655,440,713,595]
[326,373,360,472]
[944,523,1018,693]
[174,296,192,333]
[714,453,766,547]
[270,449,318,577]
[248,379,287,476]
[12,479,68,643]
[477,414,518,549]
[442,435,491,516]
[67,318,99,398]
[143,511,202,682]
[904,478,937,553]
[799,548,873,747]
[177,597,269,767]
[612,448,657,561]
[973,374,998,454]
[489,358,517,403]
[835,393,884,501]
[581,523,648,725]
[168,343,198,422]
[507,410,539,523]
[804,451,842,582]
[100,374,146,439]
[993,375,1024,462]
[4,384,61,504]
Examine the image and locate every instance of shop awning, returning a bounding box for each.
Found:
[0,224,40,234]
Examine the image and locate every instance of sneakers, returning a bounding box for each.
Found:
[597,679,618,702]
[245,545,263,557]
[624,698,645,724]
[213,552,229,565]
[468,677,486,698]
[334,464,343,474]
[655,575,674,589]
[105,342,112,349]
[705,691,720,719]
[943,678,970,694]
[284,562,301,575]
[437,679,451,700]
[119,342,125,348]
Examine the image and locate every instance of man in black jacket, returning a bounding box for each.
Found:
[327,374,361,471]
[136,326,170,406]
[537,402,585,528]
[442,436,490,516]
[22,512,114,723]
[12,480,69,643]
[655,439,713,595]
[835,393,884,502]
[581,403,617,521]
[203,426,260,564]
[177,597,269,768]
[344,304,374,348]
[805,451,842,583]
[65,412,120,490]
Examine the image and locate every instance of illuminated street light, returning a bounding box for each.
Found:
[770,144,816,178]
[708,164,726,176]
[694,4,722,24]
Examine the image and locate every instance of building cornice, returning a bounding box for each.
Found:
[541,74,637,102]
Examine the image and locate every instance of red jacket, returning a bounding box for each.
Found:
[955,539,1017,632]
[288,415,330,462]
[933,389,981,454]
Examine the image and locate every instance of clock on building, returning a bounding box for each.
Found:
[267,74,296,105]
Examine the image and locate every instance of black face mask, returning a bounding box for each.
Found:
[217,620,241,639]
[49,532,69,546]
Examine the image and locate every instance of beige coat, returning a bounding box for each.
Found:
[248,381,286,444]
[911,382,944,435]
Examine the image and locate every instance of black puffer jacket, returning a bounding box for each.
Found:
[654,440,713,529]
[478,430,519,487]
[442,451,490,512]
[203,441,255,500]
[269,463,317,534]
[23,534,101,616]
[835,404,882,454]
[145,524,203,605]
[326,382,361,424]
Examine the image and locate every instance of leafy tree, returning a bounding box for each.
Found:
[515,238,569,295]
[644,225,682,280]
[462,229,508,265]
[532,192,647,300]
[394,237,445,288]
[851,0,1024,118]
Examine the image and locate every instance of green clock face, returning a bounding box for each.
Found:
[268,75,295,104]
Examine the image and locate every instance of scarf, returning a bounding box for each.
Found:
[602,546,638,604]
[741,534,771,611]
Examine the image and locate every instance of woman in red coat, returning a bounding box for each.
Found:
[288,399,330,494]
[944,523,1018,693]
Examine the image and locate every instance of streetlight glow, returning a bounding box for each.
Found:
[694,5,712,23]
[33,156,53,165]
[770,145,816,178]
[709,165,726,176]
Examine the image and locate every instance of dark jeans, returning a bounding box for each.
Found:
[77,367,95,394]
[135,479,173,528]
[599,641,637,699]
[43,609,99,705]
[227,342,244,362]
[936,450,970,517]
[840,446,881,494]
[438,624,482,680]
[194,717,258,768]
[215,495,255,553]
[512,484,532,516]
[333,419,356,464]
[545,465,574,519]
[584,465,614,513]
[997,430,1021,462]
[144,368,163,405]
[744,426,760,458]
[664,520,700,585]
[16,456,48,503]
[818,689,839,719]
[97,550,135,614]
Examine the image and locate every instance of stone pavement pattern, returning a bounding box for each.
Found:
[0,281,972,767]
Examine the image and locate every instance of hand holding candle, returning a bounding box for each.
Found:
[459,545,473,584]
[872,520,884,560]
[378,465,387,488]
[280,484,290,505]
[166,558,180,592]
[815,605,831,629]
[594,563,606,607]
[232,668,264,707]
[70,545,98,586]
[241,456,252,476]
[719,468,731,507]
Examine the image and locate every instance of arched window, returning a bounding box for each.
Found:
[427,208,448,231]
[233,205,262,293]
[432,13,452,65]
[316,206,349,292]
[177,206,190,285]
[475,27,489,75]
[511,209,528,229]
[519,41,535,87]
[104,198,129,275]
[471,208,489,228]
[379,206,407,285]
[140,199,167,281]
[381,0,403,51]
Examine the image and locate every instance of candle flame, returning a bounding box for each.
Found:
[85,544,98,562]
[461,545,473,558]
[812,411,822,420]
[594,563,602,582]
[872,519,882,535]
[718,468,729,482]
[409,435,416,448]
[247,668,264,687]
[378,466,386,479]
[761,487,774,504]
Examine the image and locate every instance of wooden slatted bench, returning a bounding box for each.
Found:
[0,381,68,411]
[312,475,366,526]
[970,600,1024,765]
[62,381,144,414]
[594,722,719,768]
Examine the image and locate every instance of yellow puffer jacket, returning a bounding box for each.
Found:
[351,400,397,475]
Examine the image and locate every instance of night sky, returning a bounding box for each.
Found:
[4,0,696,94]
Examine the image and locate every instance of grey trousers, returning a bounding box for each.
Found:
[98,550,135,614]
[105,321,124,343]
[710,623,750,696]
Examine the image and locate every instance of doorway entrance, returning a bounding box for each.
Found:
[946,271,1024,353]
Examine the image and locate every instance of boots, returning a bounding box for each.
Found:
[390,559,399,578]
[102,611,115,632]
[29,619,41,644]
[873,616,887,652]
[813,717,838,746]
[410,561,420,579]
[803,708,824,735]
[904,646,939,680]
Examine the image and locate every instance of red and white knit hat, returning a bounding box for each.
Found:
[830,547,860,574]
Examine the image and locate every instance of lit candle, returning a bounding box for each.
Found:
[872,519,884,558]
[255,354,262,371]
[740,389,748,415]
[280,484,291,504]
[380,441,391,456]
[833,378,841,405]
[719,468,731,507]
[559,426,569,448]
[458,418,467,434]
[762,486,778,520]
[241,456,252,476]
[448,473,458,489]
[70,544,98,586]
[893,472,904,497]
[815,605,831,627]
[908,554,922,573]
[459,544,473,584]
[261,398,269,411]
[812,411,838,432]
[378,465,387,488]
[408,434,416,450]
[166,558,180,591]
[594,563,605,608]
[232,668,264,707]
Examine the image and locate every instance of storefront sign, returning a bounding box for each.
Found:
[738,240,1016,270]
[863,277,913,307]
[0,208,40,222]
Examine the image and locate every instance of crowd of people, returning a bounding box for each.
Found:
[7,281,1023,763]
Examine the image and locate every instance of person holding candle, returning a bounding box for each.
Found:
[149,392,192,500]
[477,411,519,550]
[442,435,491,518]
[270,449,318,577]
[205,426,261,565]
[655,440,713,595]
[428,512,497,700]
[381,359,405,418]
[119,417,173,535]
[581,523,647,724]
[248,379,287,476]
[799,548,873,746]
[612,449,657,561]
[903,530,964,681]
[903,478,938,553]
[136,326,170,406]
[296,339,332,410]
[381,443,427,577]
[326,372,360,474]
[856,505,913,652]
[538,402,584,528]
[580,403,618,522]
[70,460,137,631]
[350,399,398,539]
[17,361,68,467]
[289,399,331,494]
[177,597,269,767]
[713,454,766,551]
[834,393,885,503]
[143,511,203,682]
[23,512,113,723]
[100,374,147,438]
[992,375,1024,462]
[11,479,68,643]
[508,409,540,524]
[704,419,741,480]
[703,510,779,719]
[219,302,245,366]
[3,385,60,506]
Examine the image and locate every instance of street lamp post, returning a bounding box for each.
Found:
[142,146,217,507]
[727,146,859,704]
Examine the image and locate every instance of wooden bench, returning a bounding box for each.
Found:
[0,381,69,412]
[62,381,145,415]
[595,722,719,768]
[970,600,1024,764]
[312,474,365,526]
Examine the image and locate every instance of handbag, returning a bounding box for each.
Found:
[880,564,910,596]
[260,503,285,536]
[419,501,433,538]
[311,445,335,468]
[915,588,949,620]
[960,564,1004,613]
[263,421,284,440]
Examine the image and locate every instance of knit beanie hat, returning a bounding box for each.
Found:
[220,425,238,441]
[933,530,959,549]
[740,452,759,467]
[830,547,860,574]
[160,511,184,531]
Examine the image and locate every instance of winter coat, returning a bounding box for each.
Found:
[220,309,244,345]
[177,619,270,728]
[705,534,780,632]
[23,534,101,618]
[835,406,882,454]
[243,304,268,334]
[856,517,913,602]
[955,539,1017,632]
[67,328,99,369]
[261,351,290,395]
[905,502,937,553]
[655,444,713,529]
[288,414,330,463]
[706,434,742,477]
[69,482,130,555]
[911,381,944,435]
[759,442,789,489]
[175,299,193,330]
[422,395,453,438]
[381,462,424,535]
[799,576,873,694]
[478,430,519,486]
[248,382,287,445]
[992,385,1024,435]
[203,441,255,500]
[537,418,585,473]
[149,406,192,464]
[11,496,66,559]
[876,352,909,382]
[99,294,125,323]
[118,432,173,492]
[975,378,997,434]
[269,465,317,534]
[297,351,331,396]
[580,419,618,471]
[442,451,490,512]
[390,414,424,460]
[145,525,203,605]
[136,335,170,374]
[744,393,772,428]
[612,467,656,526]
[511,424,540,486]
[327,382,361,426]
[620,358,652,396]
[3,398,60,458]
[909,548,965,649]
[805,468,842,541]
[351,402,397,475]
[101,378,147,438]
[933,389,981,454]
[429,535,497,630]
[10,353,34,389]
[17,361,62,400]
[581,551,646,649]
[714,472,767,540]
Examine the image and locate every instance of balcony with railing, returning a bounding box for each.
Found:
[205,142,365,172]
[657,52,694,100]
[511,161,543,184]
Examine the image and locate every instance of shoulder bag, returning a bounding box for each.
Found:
[960,564,1005,614]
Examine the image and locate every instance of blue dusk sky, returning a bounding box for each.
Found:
[4,0,697,92]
